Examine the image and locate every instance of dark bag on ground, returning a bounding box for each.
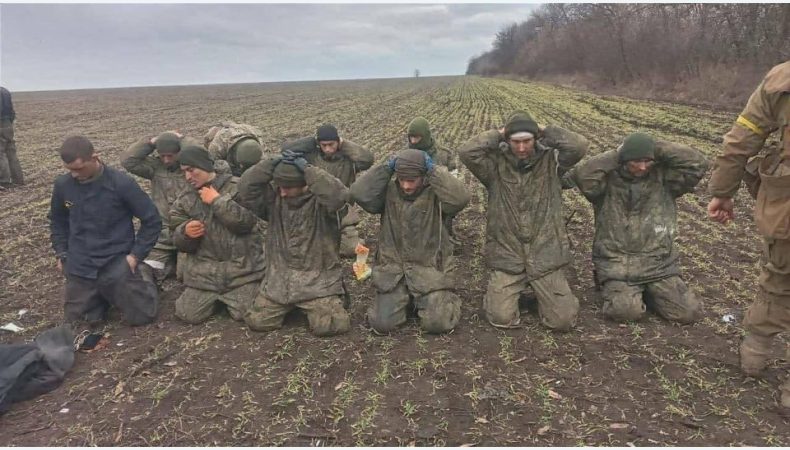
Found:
[0,324,75,414]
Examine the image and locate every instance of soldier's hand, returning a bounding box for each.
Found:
[387,154,398,172]
[284,156,309,173]
[56,258,64,274]
[199,185,221,204]
[282,149,302,161]
[707,197,734,224]
[126,254,138,274]
[185,220,206,238]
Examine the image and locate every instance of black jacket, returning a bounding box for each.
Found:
[49,165,161,279]
[0,87,14,121]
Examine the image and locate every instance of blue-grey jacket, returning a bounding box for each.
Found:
[49,165,161,279]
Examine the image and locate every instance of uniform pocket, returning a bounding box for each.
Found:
[755,157,790,239]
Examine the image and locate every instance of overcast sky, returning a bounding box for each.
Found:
[0,3,538,92]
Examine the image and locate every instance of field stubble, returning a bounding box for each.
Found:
[0,76,787,445]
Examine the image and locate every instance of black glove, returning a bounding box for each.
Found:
[284,156,309,172]
[282,149,303,162]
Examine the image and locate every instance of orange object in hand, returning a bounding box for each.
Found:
[185,220,206,238]
[352,242,371,281]
[199,185,220,204]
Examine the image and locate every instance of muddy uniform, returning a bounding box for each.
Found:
[238,158,351,336]
[569,142,708,323]
[121,137,191,281]
[708,61,790,407]
[286,135,374,256]
[0,87,23,187]
[351,158,471,333]
[204,121,265,177]
[170,173,264,324]
[49,165,160,326]
[459,122,588,331]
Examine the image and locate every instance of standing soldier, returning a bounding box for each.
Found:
[707,61,790,409]
[284,124,374,257]
[458,110,588,331]
[0,86,24,189]
[238,151,351,336]
[567,132,708,323]
[121,131,190,282]
[169,145,265,324]
[351,148,470,334]
[49,136,160,327]
[204,121,265,176]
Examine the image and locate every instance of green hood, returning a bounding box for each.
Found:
[407,117,434,151]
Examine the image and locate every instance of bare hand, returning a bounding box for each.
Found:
[57,258,63,274]
[185,220,206,238]
[707,197,734,224]
[199,185,221,204]
[126,254,138,273]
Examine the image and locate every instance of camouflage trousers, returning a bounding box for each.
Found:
[64,255,158,327]
[340,205,361,258]
[244,294,350,337]
[0,120,23,185]
[367,279,461,334]
[484,268,578,331]
[175,282,256,325]
[744,238,790,337]
[601,276,701,324]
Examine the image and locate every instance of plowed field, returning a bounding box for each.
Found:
[0,76,787,445]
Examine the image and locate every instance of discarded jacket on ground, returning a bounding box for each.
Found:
[0,324,75,414]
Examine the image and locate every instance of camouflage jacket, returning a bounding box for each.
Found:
[285,136,374,187]
[569,143,708,284]
[238,160,349,304]
[417,139,457,172]
[351,164,470,295]
[121,137,190,248]
[458,125,588,279]
[170,173,265,293]
[204,121,265,176]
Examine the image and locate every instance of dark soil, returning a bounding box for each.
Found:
[0,76,787,445]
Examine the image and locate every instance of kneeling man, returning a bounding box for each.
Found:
[351,149,470,334]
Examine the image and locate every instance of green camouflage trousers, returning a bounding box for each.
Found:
[245,294,350,337]
[601,276,701,324]
[340,205,361,257]
[484,268,578,331]
[175,282,257,324]
[143,246,177,282]
[367,278,461,334]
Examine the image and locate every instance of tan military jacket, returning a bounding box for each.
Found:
[709,61,790,239]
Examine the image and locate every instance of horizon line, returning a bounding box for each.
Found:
[10,73,467,94]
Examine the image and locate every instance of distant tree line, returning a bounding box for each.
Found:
[467,4,790,87]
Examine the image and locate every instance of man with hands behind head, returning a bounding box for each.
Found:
[458,110,588,332]
[238,145,351,337]
[121,130,191,282]
[283,124,374,257]
[351,148,470,334]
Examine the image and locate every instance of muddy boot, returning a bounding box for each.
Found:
[339,225,360,259]
[740,333,773,377]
